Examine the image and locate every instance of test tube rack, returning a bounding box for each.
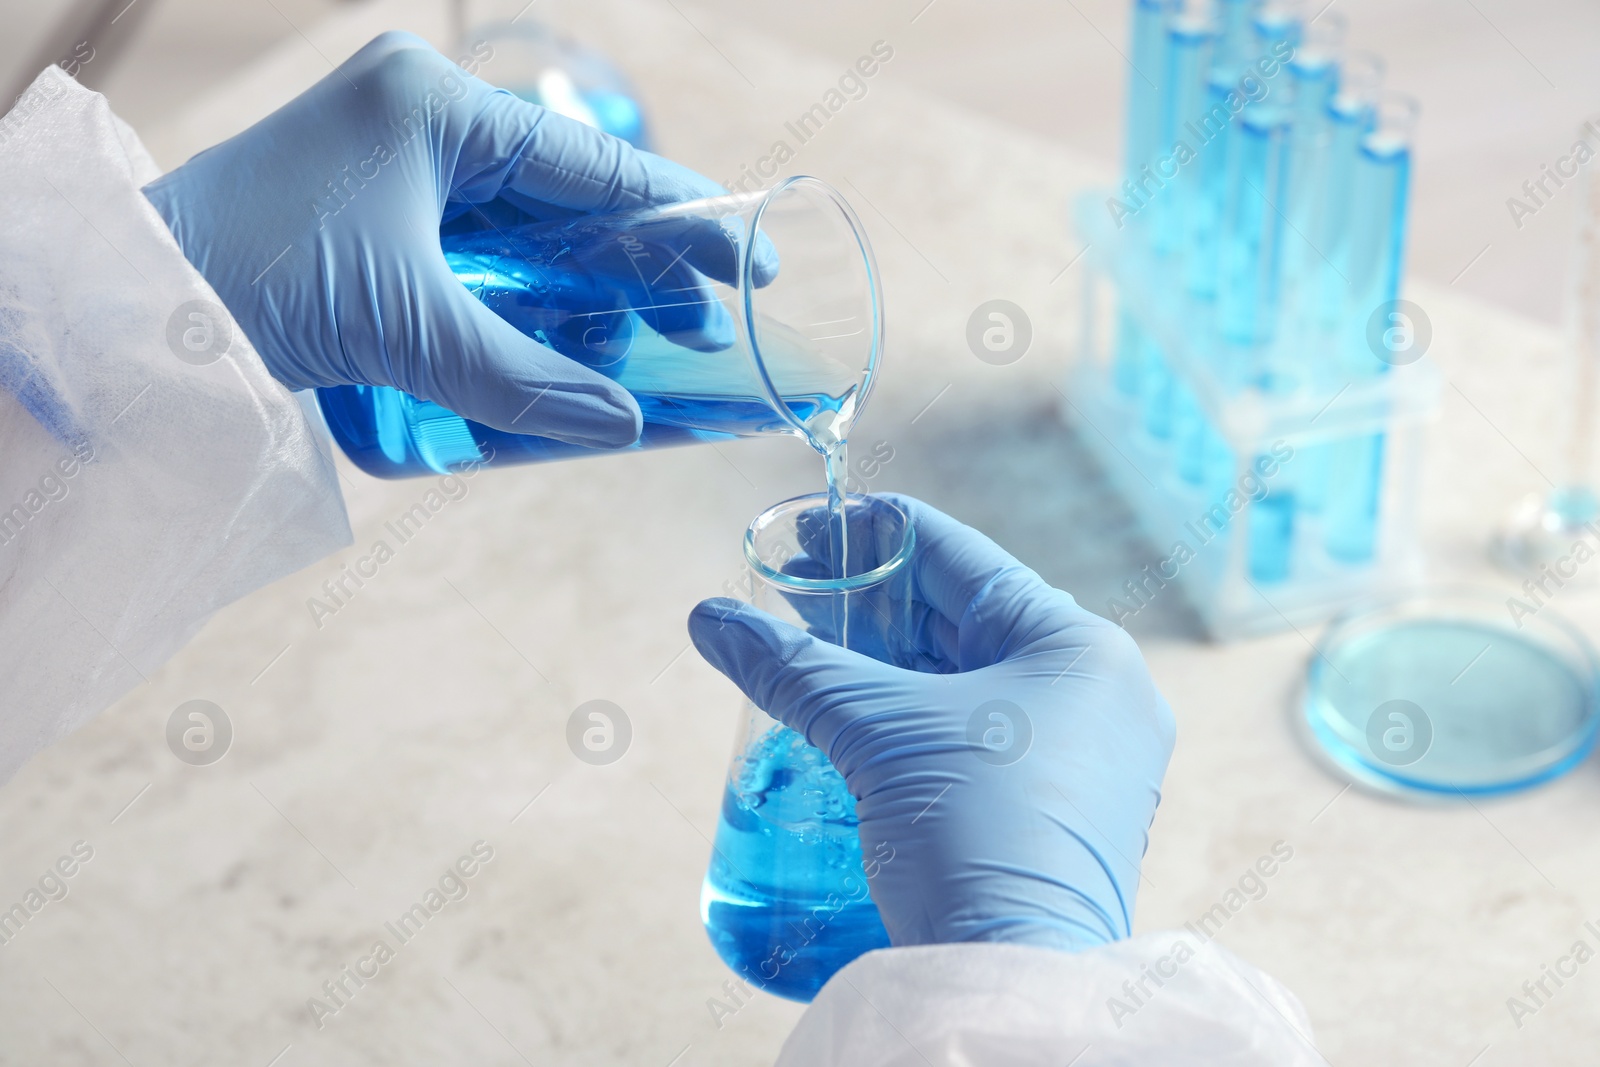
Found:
[1067,193,1439,639]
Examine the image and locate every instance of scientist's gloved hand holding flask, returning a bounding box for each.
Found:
[692,494,1174,953]
[692,498,1322,1064]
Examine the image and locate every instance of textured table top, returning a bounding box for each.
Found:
[3,1,1597,1065]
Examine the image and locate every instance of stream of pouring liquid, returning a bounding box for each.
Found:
[770,310,867,644]
[807,405,854,648]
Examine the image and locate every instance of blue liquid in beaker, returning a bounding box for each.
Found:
[316,234,852,478]
[318,368,844,479]
[700,725,889,1003]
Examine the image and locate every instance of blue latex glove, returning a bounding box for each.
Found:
[688,495,1176,951]
[143,32,727,444]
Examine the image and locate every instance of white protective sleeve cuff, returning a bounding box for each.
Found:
[0,67,350,785]
[779,934,1323,1066]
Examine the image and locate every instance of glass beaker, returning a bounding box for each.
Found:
[700,493,916,1003]
[315,176,882,478]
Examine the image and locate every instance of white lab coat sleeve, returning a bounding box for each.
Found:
[0,67,351,785]
[777,934,1323,1066]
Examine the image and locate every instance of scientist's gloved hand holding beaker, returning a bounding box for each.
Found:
[689,494,1176,952]
[143,31,726,446]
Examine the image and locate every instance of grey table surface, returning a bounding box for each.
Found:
[3,1,1598,1064]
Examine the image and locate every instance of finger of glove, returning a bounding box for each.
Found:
[872,493,1103,668]
[631,214,781,291]
[446,245,638,369]
[603,238,736,352]
[688,597,888,757]
[459,89,726,213]
[407,260,642,444]
[453,89,777,295]
[448,225,735,353]
[875,494,1045,629]
[340,35,720,213]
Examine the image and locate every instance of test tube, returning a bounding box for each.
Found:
[1217,2,1301,350]
[1152,11,1216,256]
[1185,0,1262,299]
[1160,11,1217,250]
[1155,12,1219,477]
[1324,94,1417,564]
[1260,16,1343,537]
[1113,307,1146,398]
[1126,1,1203,451]
[1212,3,1303,580]
[1113,0,1177,408]
[1266,12,1345,391]
[1313,55,1384,349]
[1124,0,1179,191]
[1288,53,1381,523]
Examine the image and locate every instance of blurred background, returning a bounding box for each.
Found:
[5,2,1600,1066]
[5,0,1598,325]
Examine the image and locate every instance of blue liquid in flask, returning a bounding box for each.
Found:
[700,724,890,1003]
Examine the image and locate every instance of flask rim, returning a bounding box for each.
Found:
[743,492,914,594]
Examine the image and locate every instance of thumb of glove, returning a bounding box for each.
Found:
[688,597,882,757]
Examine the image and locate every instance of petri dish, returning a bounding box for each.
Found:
[1301,587,1600,797]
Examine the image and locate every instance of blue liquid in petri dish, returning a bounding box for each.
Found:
[700,725,889,1003]
[1306,610,1600,796]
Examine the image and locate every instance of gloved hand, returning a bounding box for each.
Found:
[143,31,728,445]
[688,495,1176,951]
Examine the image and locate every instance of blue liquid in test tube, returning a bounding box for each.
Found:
[1314,60,1383,338]
[1250,489,1295,580]
[1184,0,1261,299]
[1288,56,1381,524]
[1124,0,1182,444]
[1152,14,1214,255]
[1269,28,1344,523]
[1217,6,1300,351]
[1114,308,1145,398]
[1124,0,1177,184]
[1325,96,1416,563]
[1113,0,1175,412]
[1161,16,1216,472]
[1164,17,1209,251]
[1271,23,1344,392]
[1219,109,1291,348]
[1221,5,1302,580]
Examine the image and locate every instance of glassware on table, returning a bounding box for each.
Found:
[1495,117,1600,578]
[1301,587,1600,797]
